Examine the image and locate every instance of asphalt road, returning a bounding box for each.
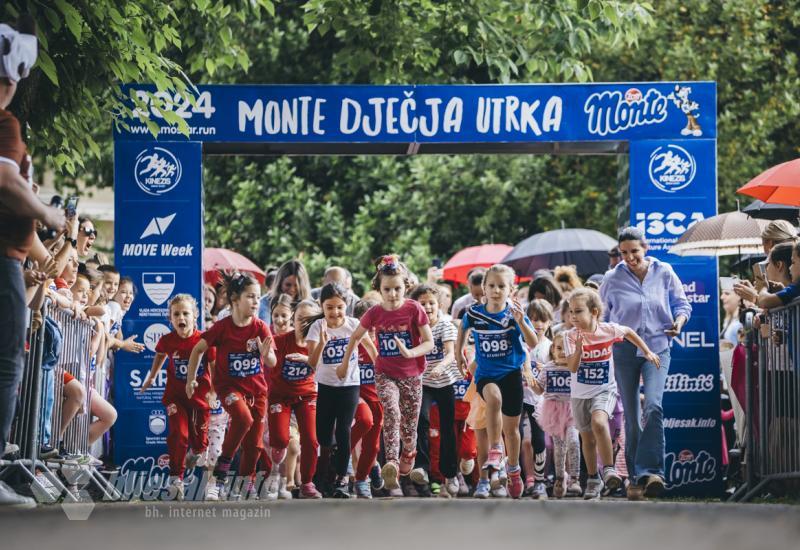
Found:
[2,498,799,550]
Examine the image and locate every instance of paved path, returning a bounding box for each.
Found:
[2,498,799,550]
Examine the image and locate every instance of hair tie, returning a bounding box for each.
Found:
[378,254,400,272]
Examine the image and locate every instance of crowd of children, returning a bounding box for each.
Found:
[141,253,666,502]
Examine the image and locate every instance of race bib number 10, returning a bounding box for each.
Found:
[228,352,262,378]
[359,362,375,385]
[577,361,609,385]
[378,331,413,357]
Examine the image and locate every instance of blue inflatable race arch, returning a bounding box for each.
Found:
[113,82,721,497]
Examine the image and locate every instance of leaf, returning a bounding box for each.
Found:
[54,0,84,42]
[453,50,469,65]
[36,50,59,86]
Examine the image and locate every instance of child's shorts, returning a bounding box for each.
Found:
[571,391,617,433]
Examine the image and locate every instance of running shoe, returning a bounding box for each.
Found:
[474,478,491,499]
[399,451,416,476]
[566,480,583,497]
[388,486,404,498]
[278,477,293,500]
[332,477,351,499]
[445,476,460,498]
[507,469,524,499]
[185,450,200,471]
[627,482,646,501]
[0,481,36,509]
[369,464,384,490]
[456,472,470,497]
[38,446,59,460]
[438,483,452,498]
[482,446,503,472]
[644,475,665,498]
[382,461,400,490]
[299,482,322,499]
[166,476,185,501]
[430,481,441,495]
[459,458,475,475]
[409,467,429,485]
[354,480,372,499]
[260,472,280,501]
[31,472,59,503]
[584,476,603,500]
[552,478,565,499]
[204,479,222,501]
[491,484,508,498]
[530,481,548,500]
[602,466,623,492]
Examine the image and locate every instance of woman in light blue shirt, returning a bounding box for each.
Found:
[600,226,691,500]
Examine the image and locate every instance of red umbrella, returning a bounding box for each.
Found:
[443,244,513,285]
[203,247,266,286]
[737,158,800,206]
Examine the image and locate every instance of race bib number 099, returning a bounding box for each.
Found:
[228,352,262,378]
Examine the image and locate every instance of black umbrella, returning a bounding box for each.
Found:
[741,199,799,222]
[502,228,617,277]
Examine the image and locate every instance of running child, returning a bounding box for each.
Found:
[262,299,323,500]
[532,331,581,498]
[141,294,215,500]
[409,283,462,498]
[349,298,386,499]
[340,255,434,492]
[306,283,377,498]
[186,272,275,501]
[564,288,660,499]
[270,293,294,335]
[456,264,538,499]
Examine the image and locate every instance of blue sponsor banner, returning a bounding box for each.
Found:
[113,141,203,466]
[629,138,722,496]
[115,82,716,143]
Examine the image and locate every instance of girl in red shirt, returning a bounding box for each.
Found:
[142,294,215,500]
[186,273,275,501]
[262,299,323,499]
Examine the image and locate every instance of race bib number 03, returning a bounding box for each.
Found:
[228,352,262,378]
[282,359,310,381]
[477,332,512,360]
[174,358,204,381]
[378,331,412,357]
[545,370,571,394]
[359,362,375,385]
[577,361,609,385]
[323,338,349,365]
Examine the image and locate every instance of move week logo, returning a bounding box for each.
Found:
[134,147,182,196]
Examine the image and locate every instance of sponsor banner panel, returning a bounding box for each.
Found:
[664,438,723,496]
[115,82,716,143]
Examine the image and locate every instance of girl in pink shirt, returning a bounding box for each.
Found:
[340,255,434,493]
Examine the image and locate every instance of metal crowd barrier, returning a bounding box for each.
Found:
[0,300,121,503]
[732,300,800,502]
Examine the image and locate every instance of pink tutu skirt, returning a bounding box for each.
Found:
[536,399,574,439]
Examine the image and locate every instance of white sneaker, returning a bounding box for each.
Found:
[277,477,292,500]
[0,481,35,509]
[584,477,604,500]
[456,472,470,497]
[31,473,59,503]
[409,467,429,485]
[167,477,185,501]
[459,458,475,476]
[204,478,221,501]
[260,472,280,501]
[491,484,508,498]
[382,462,400,490]
[185,450,200,471]
[445,476,459,497]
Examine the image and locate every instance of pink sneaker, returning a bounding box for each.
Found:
[508,469,524,499]
[299,482,322,499]
[399,450,417,476]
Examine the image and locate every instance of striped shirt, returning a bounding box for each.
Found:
[422,318,460,388]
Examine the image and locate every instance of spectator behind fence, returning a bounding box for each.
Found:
[733,242,797,310]
[600,226,692,501]
[0,16,66,508]
[754,220,797,291]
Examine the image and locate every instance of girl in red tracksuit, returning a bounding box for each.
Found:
[186,272,275,501]
[262,299,323,500]
[142,294,215,501]
[350,299,385,498]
